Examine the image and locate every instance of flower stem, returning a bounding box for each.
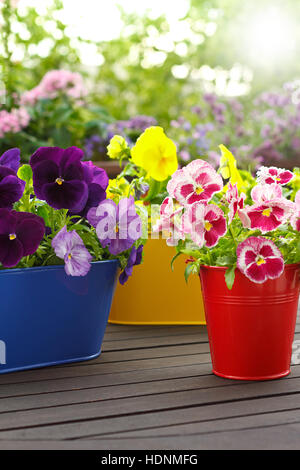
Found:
[229,225,238,248]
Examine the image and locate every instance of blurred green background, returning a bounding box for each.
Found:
[1,0,300,168]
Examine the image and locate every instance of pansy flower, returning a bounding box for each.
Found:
[0,166,25,209]
[0,148,21,172]
[167,159,223,206]
[0,209,45,267]
[291,190,300,231]
[256,166,293,185]
[30,146,88,211]
[153,196,184,246]
[87,196,141,255]
[0,148,25,209]
[183,202,227,248]
[251,183,283,204]
[119,245,143,285]
[239,199,292,233]
[131,126,178,182]
[52,226,92,276]
[237,237,284,283]
[226,182,245,224]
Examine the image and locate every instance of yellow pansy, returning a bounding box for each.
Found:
[107,135,129,160]
[106,177,134,201]
[219,144,244,190]
[131,126,178,182]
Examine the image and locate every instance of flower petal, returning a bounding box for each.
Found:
[43,180,88,210]
[0,148,20,172]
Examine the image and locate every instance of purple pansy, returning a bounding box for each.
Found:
[0,148,25,209]
[0,148,21,172]
[119,245,143,285]
[30,146,88,211]
[0,166,25,209]
[71,161,108,217]
[52,226,92,276]
[87,196,141,255]
[0,209,45,267]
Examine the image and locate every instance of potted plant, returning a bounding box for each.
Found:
[0,146,143,374]
[156,144,300,380]
[104,128,206,325]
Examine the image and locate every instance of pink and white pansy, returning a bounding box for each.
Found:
[239,182,294,233]
[291,190,300,232]
[167,159,223,206]
[238,199,292,234]
[226,182,245,224]
[251,183,283,204]
[182,202,227,248]
[153,196,184,246]
[256,166,294,186]
[237,237,284,283]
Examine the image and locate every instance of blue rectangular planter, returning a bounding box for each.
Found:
[0,260,118,374]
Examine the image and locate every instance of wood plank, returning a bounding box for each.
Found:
[0,362,212,399]
[102,325,206,341]
[0,304,297,448]
[97,408,300,439]
[0,422,299,449]
[0,353,210,387]
[0,391,299,441]
[0,371,300,433]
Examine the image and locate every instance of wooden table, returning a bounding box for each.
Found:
[0,309,299,450]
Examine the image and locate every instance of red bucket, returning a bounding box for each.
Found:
[199,264,300,381]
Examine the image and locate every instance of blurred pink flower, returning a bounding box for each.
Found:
[0,107,30,138]
[20,70,87,106]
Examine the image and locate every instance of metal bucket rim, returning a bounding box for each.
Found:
[200,262,300,272]
[0,259,119,276]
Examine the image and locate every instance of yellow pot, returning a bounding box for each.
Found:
[109,237,206,325]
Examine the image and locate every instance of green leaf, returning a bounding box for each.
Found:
[17,164,32,184]
[184,263,197,284]
[225,265,236,290]
[170,251,181,272]
[36,205,50,226]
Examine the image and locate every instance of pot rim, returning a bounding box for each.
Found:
[0,259,119,276]
[199,262,300,272]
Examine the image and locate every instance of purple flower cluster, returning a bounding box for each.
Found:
[84,115,157,160]
[170,81,300,169]
[107,115,157,139]
[84,135,109,161]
